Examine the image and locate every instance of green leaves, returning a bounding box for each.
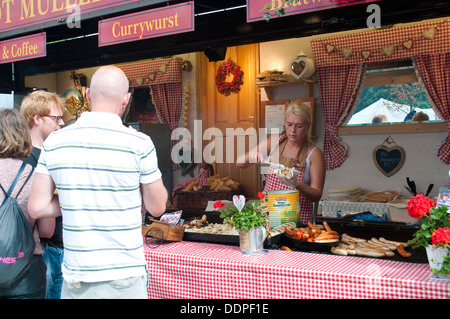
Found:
[262,1,293,22]
[219,201,268,232]
[409,205,450,248]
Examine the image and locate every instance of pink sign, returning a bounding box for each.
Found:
[0,33,46,64]
[247,0,380,22]
[99,2,194,47]
[0,0,142,34]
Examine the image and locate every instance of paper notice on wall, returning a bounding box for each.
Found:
[265,103,285,133]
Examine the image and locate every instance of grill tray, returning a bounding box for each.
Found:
[276,235,427,263]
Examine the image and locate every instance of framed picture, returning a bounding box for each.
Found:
[260,100,289,135]
[292,97,315,138]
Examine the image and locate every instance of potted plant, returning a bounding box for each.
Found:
[215,192,268,254]
[406,194,450,277]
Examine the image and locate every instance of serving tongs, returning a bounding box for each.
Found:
[405,177,434,196]
[260,161,286,170]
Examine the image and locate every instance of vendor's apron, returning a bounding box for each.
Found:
[263,136,313,224]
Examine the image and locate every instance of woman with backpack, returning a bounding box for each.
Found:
[0,108,55,299]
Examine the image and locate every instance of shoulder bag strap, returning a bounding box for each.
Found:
[15,166,34,198]
[0,162,27,206]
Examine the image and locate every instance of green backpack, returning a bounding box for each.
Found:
[0,162,35,288]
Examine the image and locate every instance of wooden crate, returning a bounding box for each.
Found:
[142,219,184,242]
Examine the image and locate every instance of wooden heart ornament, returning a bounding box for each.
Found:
[233,195,246,211]
[373,145,405,177]
[289,51,316,80]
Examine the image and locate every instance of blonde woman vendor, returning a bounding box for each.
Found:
[236,101,325,224]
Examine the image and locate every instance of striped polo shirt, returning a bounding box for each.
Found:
[36,112,162,283]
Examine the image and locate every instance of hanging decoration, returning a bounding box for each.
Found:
[182,84,190,129]
[181,60,193,72]
[125,58,174,87]
[64,71,91,122]
[215,59,244,96]
[373,136,406,177]
[318,21,444,61]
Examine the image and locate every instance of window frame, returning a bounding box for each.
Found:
[338,60,446,135]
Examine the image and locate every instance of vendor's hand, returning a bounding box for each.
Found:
[248,151,265,164]
[277,169,300,188]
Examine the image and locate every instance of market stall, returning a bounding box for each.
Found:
[144,240,450,299]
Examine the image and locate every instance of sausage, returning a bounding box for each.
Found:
[366,240,391,251]
[314,234,339,241]
[342,233,366,242]
[331,247,348,256]
[280,246,292,251]
[314,230,338,238]
[354,247,386,258]
[284,227,301,238]
[379,237,406,247]
[315,238,339,243]
[397,244,412,258]
[356,242,394,257]
[307,221,323,235]
[370,238,397,250]
[322,221,332,232]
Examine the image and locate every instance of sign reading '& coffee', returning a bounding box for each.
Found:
[98,1,194,47]
[0,33,46,64]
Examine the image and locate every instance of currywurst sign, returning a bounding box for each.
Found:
[99,2,194,46]
[247,0,380,22]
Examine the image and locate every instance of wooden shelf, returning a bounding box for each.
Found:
[255,80,314,100]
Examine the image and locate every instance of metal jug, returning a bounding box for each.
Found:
[238,226,267,254]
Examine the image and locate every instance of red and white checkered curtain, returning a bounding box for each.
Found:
[312,19,450,169]
[414,53,450,164]
[118,58,183,170]
[317,64,365,170]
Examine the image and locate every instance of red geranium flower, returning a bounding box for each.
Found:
[213,200,225,209]
[431,227,450,245]
[257,192,265,199]
[406,194,436,219]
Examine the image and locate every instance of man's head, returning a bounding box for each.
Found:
[20,90,65,147]
[87,66,131,116]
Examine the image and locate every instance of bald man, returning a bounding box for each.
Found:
[28,65,168,299]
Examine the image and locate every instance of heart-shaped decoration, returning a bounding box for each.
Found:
[159,64,167,73]
[342,48,353,58]
[233,195,246,211]
[326,44,335,53]
[149,73,155,81]
[403,40,413,49]
[373,145,406,177]
[381,45,394,57]
[289,52,315,80]
[290,61,305,76]
[423,27,436,40]
[362,50,371,59]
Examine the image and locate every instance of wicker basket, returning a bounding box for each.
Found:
[175,189,241,211]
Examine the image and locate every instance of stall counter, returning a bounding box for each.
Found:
[144,240,450,299]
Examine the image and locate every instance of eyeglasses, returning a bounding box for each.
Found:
[44,115,64,123]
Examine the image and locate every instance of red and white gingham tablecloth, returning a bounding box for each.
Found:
[144,241,450,299]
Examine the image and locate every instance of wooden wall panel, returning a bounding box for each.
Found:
[199,44,262,198]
